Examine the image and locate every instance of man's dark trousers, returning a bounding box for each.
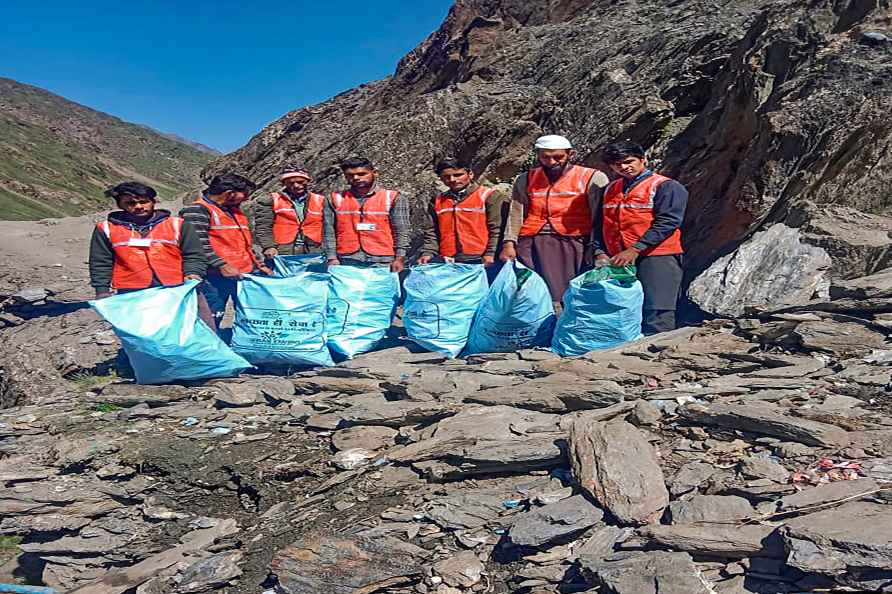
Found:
[636,254,683,335]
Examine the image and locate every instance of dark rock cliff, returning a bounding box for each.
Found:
[204,0,892,273]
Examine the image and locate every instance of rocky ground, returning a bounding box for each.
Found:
[2,211,892,593]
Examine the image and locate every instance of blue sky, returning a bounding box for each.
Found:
[0,0,453,152]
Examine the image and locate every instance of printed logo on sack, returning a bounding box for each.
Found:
[234,308,325,352]
[404,301,440,338]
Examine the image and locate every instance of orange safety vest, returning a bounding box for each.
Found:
[271,191,325,245]
[197,197,259,273]
[331,189,397,257]
[434,186,493,257]
[601,172,684,256]
[519,165,595,237]
[99,217,184,290]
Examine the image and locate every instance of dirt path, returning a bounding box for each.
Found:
[0,201,181,300]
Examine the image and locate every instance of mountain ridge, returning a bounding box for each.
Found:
[0,76,214,220]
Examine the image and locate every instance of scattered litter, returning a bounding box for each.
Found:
[181,417,200,427]
[792,458,863,484]
[332,448,375,470]
[210,427,232,436]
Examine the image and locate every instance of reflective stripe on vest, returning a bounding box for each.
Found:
[197,198,258,273]
[519,165,595,237]
[99,217,184,289]
[271,192,324,245]
[434,187,492,257]
[601,173,684,257]
[332,189,397,256]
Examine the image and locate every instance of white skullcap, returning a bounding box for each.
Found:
[534,135,573,150]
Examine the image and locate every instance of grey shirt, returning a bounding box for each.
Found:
[503,166,610,243]
[322,186,411,263]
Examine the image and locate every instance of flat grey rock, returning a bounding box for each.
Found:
[738,456,790,483]
[508,495,603,547]
[579,551,711,594]
[679,402,850,447]
[666,494,754,524]
[271,534,424,594]
[638,523,785,559]
[782,501,892,578]
[778,478,880,512]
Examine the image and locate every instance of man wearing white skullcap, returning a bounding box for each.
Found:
[500,135,609,305]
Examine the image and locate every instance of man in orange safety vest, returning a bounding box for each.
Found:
[323,157,410,273]
[180,174,272,332]
[89,181,205,299]
[418,158,506,267]
[594,141,688,335]
[254,165,325,259]
[500,135,609,305]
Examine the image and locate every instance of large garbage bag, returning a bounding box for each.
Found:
[551,266,644,357]
[326,265,400,359]
[90,281,252,384]
[403,263,489,358]
[231,273,334,367]
[465,261,556,355]
[272,254,327,277]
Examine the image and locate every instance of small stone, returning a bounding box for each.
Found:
[630,400,662,426]
[738,456,789,483]
[433,551,484,588]
[773,442,815,459]
[860,31,891,46]
[332,426,398,452]
[666,495,754,524]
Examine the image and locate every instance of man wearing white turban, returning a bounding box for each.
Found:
[500,135,609,305]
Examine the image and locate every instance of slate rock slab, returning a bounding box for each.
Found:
[793,320,888,357]
[782,501,892,576]
[578,551,711,594]
[432,550,485,588]
[178,551,244,593]
[679,402,850,447]
[569,419,668,526]
[96,383,197,407]
[639,523,785,559]
[508,495,603,547]
[424,491,506,530]
[778,478,880,512]
[271,534,424,594]
[666,494,754,524]
[331,426,397,452]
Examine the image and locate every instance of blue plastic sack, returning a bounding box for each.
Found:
[326,265,400,359]
[403,263,489,358]
[272,254,327,277]
[231,273,334,367]
[551,266,644,357]
[465,261,556,355]
[90,281,252,385]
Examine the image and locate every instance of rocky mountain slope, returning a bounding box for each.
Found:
[0,77,216,220]
[206,0,892,274]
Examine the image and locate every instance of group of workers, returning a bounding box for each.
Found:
[89,135,688,336]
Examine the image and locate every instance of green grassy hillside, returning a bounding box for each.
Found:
[0,77,217,220]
